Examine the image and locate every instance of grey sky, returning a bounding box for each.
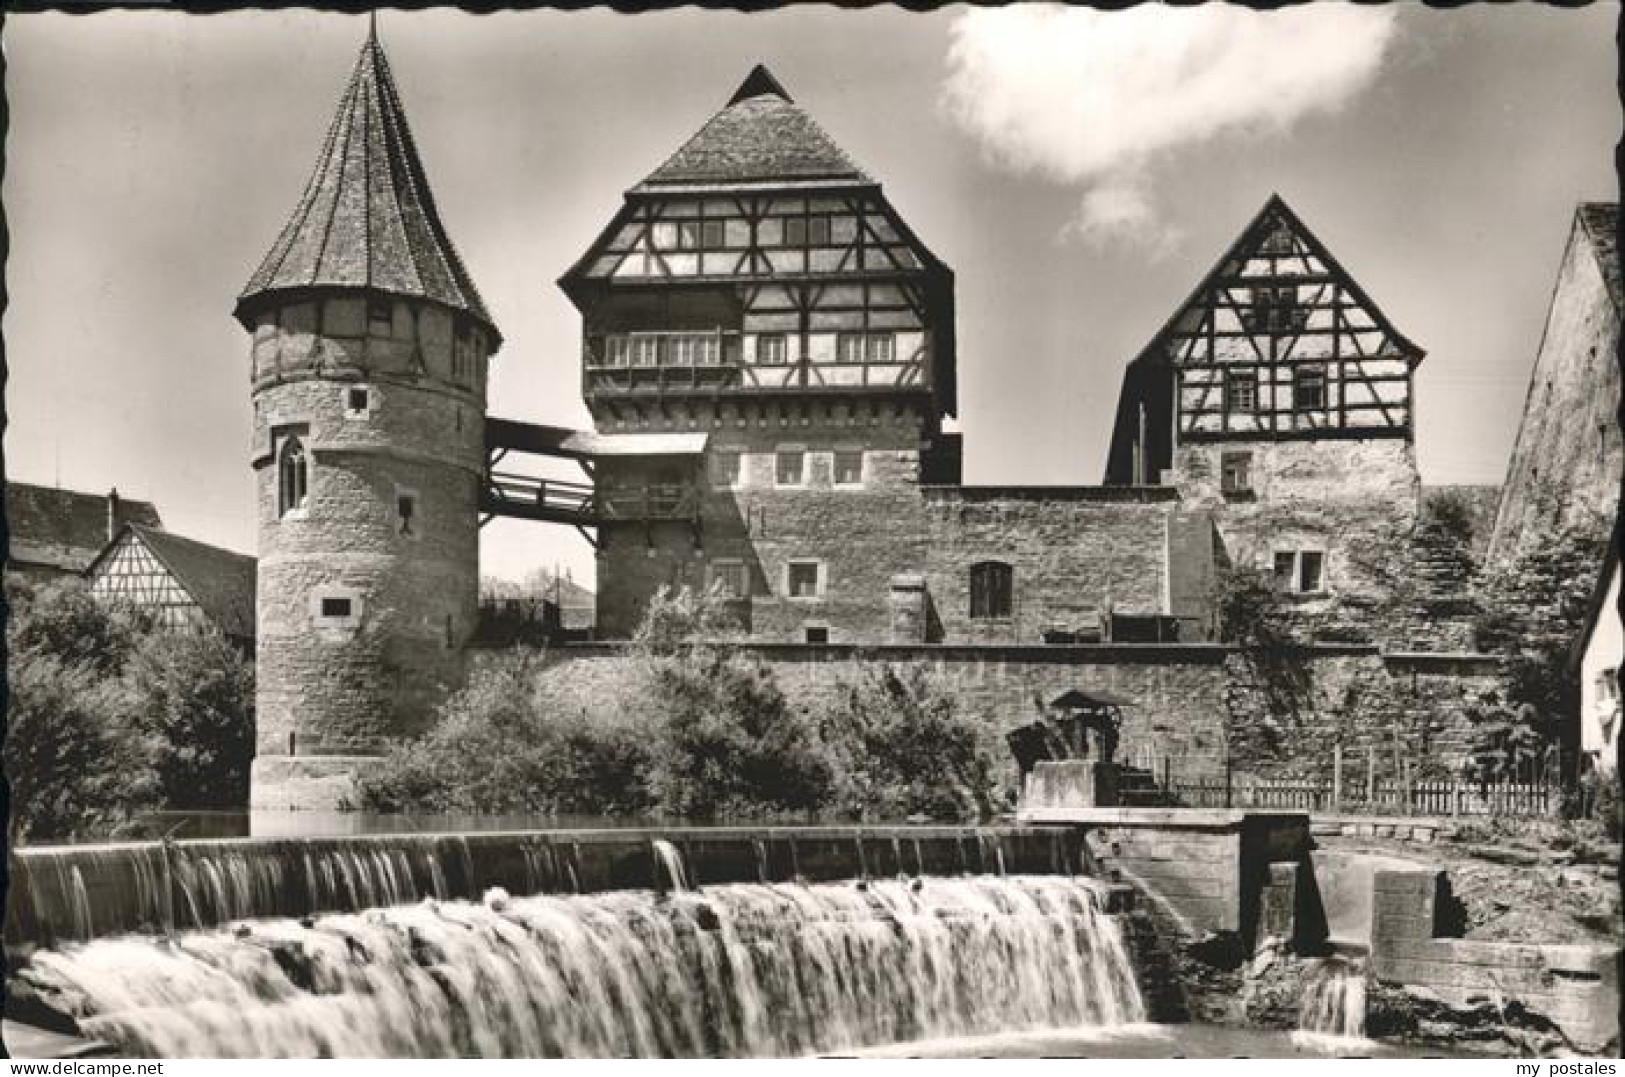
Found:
[4,5,1616,586]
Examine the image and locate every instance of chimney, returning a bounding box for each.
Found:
[107,487,120,541]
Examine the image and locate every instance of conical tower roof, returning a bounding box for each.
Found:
[634,65,871,191]
[235,29,499,345]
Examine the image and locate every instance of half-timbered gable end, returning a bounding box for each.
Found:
[560,65,957,423]
[1107,195,1424,486]
[86,524,257,643]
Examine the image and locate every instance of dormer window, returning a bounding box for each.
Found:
[278,436,308,517]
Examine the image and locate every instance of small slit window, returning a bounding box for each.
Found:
[345,386,371,418]
[804,625,830,644]
[278,436,308,517]
[969,561,1014,620]
[396,492,417,536]
[321,597,352,618]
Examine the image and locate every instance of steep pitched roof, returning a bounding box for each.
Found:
[634,65,872,191]
[1140,194,1425,369]
[235,29,499,343]
[127,524,257,640]
[5,483,163,574]
[1577,202,1620,309]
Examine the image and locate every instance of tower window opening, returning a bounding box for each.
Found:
[1293,364,1328,411]
[396,492,417,536]
[367,299,393,336]
[452,323,475,385]
[1225,370,1257,413]
[278,436,309,517]
[675,219,726,250]
[345,386,371,417]
[445,614,455,648]
[969,561,1014,620]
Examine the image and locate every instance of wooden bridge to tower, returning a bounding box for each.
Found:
[480,416,707,547]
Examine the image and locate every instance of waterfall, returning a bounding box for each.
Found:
[651,840,690,893]
[18,875,1144,1058]
[1297,954,1367,1039]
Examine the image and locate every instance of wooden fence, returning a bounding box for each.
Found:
[1131,743,1563,819]
[1163,774,1559,818]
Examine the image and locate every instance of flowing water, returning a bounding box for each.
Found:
[1298,954,1368,1039]
[19,874,1144,1058]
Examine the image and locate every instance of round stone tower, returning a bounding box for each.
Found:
[234,29,501,811]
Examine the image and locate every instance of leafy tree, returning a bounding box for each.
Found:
[126,627,255,811]
[355,651,655,817]
[4,577,160,842]
[816,662,999,822]
[1473,513,1610,771]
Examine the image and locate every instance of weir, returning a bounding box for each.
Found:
[5,825,1093,948]
[8,830,1146,1059]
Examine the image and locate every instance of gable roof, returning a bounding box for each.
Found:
[634,65,872,191]
[235,29,499,344]
[6,483,163,574]
[1576,202,1620,309]
[106,524,258,640]
[1135,193,1425,371]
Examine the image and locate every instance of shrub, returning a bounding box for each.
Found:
[816,662,1000,822]
[125,627,255,811]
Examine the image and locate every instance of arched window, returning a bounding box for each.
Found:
[278,436,308,517]
[969,561,1014,620]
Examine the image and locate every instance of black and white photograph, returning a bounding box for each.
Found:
[0,2,1619,1060]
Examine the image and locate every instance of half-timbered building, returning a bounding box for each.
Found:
[558,66,966,639]
[1106,195,1425,624]
[86,523,257,646]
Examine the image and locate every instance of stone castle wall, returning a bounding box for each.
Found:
[532,643,1502,783]
[1486,214,1621,564]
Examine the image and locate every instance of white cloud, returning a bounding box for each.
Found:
[943,3,1398,249]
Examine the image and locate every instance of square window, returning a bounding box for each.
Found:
[346,387,370,415]
[775,449,805,486]
[701,219,726,249]
[710,560,747,599]
[321,597,352,618]
[1225,370,1256,413]
[833,450,863,486]
[1294,365,1327,411]
[630,336,661,368]
[1220,452,1252,495]
[710,450,741,488]
[757,333,788,365]
[1300,550,1324,593]
[805,625,829,644]
[787,561,821,598]
[1273,552,1297,587]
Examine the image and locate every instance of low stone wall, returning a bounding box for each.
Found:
[1025,809,1312,940]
